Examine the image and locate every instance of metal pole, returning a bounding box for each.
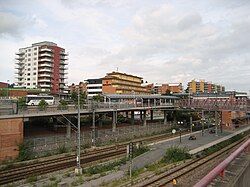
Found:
[92,109,96,147]
[75,88,82,175]
[190,116,193,133]
[7,80,9,98]
[215,111,218,136]
[202,110,204,136]
[179,128,182,143]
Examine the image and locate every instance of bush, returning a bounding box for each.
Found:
[162,146,191,163]
[18,142,34,161]
[18,97,27,110]
[58,99,68,110]
[38,99,48,111]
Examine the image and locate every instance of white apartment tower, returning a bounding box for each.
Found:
[15,41,68,94]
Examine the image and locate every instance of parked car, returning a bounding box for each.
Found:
[188,135,196,140]
[209,129,216,134]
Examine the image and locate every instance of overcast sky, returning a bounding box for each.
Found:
[0,0,249,92]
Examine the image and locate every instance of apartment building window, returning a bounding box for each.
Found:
[33,68,36,70]
[27,73,30,76]
[34,52,37,55]
[33,72,36,75]
[34,62,36,65]
[34,48,37,51]
[28,58,31,61]
[34,57,37,60]
[28,63,31,66]
[28,68,30,71]
[27,83,30,85]
[33,78,36,80]
[28,49,31,52]
[27,78,30,81]
[33,83,36,85]
[28,54,31,56]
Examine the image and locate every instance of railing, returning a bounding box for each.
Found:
[178,98,249,111]
[16,102,175,115]
[194,139,250,187]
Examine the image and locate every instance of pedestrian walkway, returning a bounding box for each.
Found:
[122,125,250,171]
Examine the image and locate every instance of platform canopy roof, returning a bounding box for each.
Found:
[103,94,179,100]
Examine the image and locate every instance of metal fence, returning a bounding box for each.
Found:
[24,123,172,155]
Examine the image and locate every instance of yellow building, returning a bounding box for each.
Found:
[102,71,149,94]
[188,79,225,93]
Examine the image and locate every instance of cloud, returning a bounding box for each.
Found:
[0,0,249,92]
[0,12,24,37]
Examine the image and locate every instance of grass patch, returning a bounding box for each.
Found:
[202,133,246,156]
[162,146,191,163]
[83,158,127,176]
[49,176,57,181]
[132,145,150,158]
[71,176,84,186]
[26,175,37,183]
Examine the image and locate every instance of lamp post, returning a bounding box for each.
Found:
[178,121,183,143]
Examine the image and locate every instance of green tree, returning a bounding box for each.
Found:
[70,91,86,107]
[58,99,68,110]
[18,97,27,110]
[92,94,104,102]
[38,99,48,111]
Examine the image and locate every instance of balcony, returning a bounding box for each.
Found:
[39,53,53,58]
[15,56,25,60]
[59,66,68,70]
[38,73,51,77]
[38,63,52,68]
[16,51,25,55]
[15,65,24,70]
[59,70,68,74]
[40,47,53,53]
[60,51,69,56]
[60,61,68,65]
[38,78,51,83]
[39,58,53,62]
[60,75,68,79]
[60,56,68,60]
[59,81,68,84]
[39,84,51,88]
[38,68,52,73]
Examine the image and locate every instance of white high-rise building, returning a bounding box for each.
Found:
[15,41,68,94]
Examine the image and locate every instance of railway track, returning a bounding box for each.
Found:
[136,136,249,187]
[0,129,188,185]
[0,148,126,185]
